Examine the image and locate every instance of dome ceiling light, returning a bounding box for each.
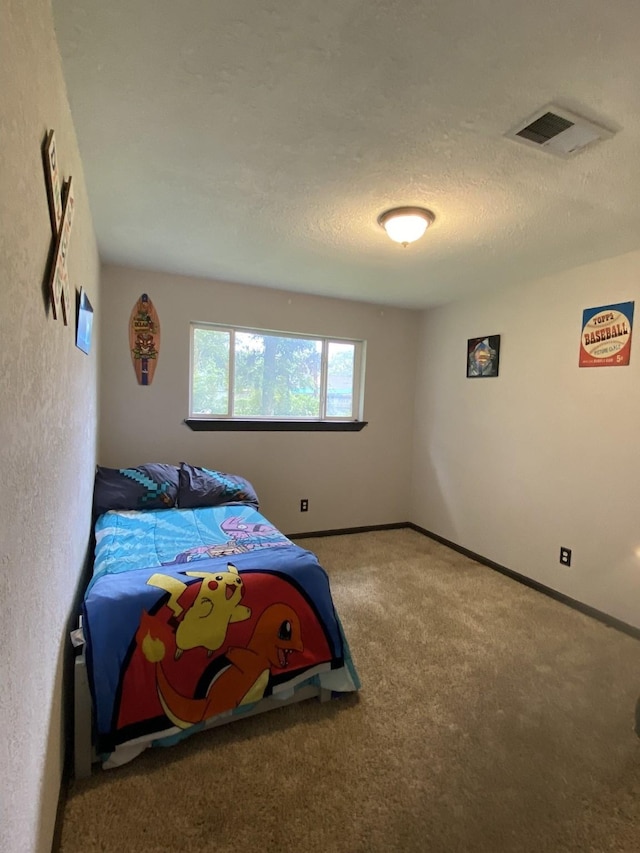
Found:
[378,207,435,247]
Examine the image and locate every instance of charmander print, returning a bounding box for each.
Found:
[139,602,304,728]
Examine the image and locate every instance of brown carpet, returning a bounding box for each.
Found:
[58,529,640,852]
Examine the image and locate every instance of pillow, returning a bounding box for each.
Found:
[93,463,179,517]
[178,463,259,509]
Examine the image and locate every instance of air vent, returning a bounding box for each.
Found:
[506,105,614,157]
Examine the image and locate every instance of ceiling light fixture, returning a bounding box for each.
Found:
[378,206,435,247]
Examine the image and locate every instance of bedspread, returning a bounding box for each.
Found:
[84,507,359,756]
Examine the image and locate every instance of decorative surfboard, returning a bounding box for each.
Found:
[129,293,160,385]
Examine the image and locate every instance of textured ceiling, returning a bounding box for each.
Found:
[52,0,640,308]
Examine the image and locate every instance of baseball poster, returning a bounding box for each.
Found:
[579,301,634,367]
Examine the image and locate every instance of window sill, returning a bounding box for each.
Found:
[184,419,368,432]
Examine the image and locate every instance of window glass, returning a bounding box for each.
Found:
[192,327,230,415]
[234,332,322,418]
[326,341,355,417]
[190,324,363,421]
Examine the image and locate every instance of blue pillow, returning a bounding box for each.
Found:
[178,463,259,509]
[93,464,179,517]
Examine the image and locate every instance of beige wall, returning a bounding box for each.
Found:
[411,249,640,629]
[99,264,419,533]
[0,2,100,852]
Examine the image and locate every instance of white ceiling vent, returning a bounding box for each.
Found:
[506,105,614,157]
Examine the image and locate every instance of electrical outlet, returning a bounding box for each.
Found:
[559,547,572,567]
[300,499,309,512]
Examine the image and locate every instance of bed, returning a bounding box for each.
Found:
[74,462,360,776]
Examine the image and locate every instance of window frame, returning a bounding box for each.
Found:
[188,322,366,424]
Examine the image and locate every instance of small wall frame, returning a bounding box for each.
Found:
[467,335,500,377]
[76,288,94,354]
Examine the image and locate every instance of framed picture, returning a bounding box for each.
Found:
[467,335,500,377]
[579,301,634,367]
[76,288,94,354]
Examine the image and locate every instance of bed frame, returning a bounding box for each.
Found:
[74,646,331,778]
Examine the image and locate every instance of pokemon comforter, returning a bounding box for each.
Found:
[84,505,359,761]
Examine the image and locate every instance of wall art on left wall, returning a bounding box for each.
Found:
[43,129,75,324]
[76,288,93,354]
[47,177,75,325]
[43,129,63,231]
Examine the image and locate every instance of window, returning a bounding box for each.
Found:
[190,323,365,423]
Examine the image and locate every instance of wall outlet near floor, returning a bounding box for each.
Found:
[559,546,572,566]
[300,499,309,512]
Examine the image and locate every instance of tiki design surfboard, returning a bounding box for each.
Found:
[129,293,160,385]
